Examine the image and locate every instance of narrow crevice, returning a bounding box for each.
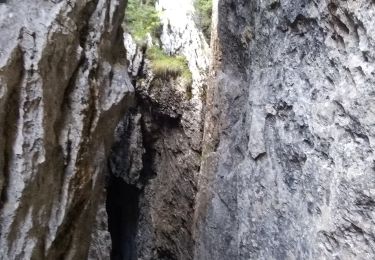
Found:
[106,175,140,260]
[77,0,100,47]
[105,91,183,259]
[104,0,204,256]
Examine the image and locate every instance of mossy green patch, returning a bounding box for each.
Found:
[146,46,193,85]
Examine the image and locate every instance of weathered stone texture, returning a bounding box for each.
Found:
[195,0,375,259]
[0,0,132,258]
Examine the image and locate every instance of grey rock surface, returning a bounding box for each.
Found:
[194,0,375,259]
[157,0,210,151]
[0,0,132,258]
[88,188,112,260]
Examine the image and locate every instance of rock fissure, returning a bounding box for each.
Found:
[103,1,210,258]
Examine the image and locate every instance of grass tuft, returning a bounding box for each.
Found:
[146,46,193,85]
[124,1,193,88]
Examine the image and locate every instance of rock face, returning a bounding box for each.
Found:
[0,0,132,259]
[195,0,375,259]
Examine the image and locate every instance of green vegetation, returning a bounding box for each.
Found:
[146,46,193,85]
[124,0,193,87]
[194,0,213,42]
[124,0,161,44]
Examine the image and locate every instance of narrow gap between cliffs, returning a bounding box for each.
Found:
[106,175,139,260]
[104,0,211,258]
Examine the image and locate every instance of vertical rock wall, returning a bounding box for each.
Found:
[195,0,375,259]
[0,0,132,258]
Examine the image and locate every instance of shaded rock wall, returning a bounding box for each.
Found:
[0,0,132,258]
[195,0,375,259]
[106,0,209,259]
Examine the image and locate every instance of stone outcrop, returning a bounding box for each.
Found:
[0,0,132,258]
[194,0,375,259]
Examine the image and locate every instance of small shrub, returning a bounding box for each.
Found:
[124,0,161,44]
[194,0,213,43]
[146,46,193,85]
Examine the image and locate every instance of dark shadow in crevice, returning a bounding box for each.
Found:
[106,175,140,260]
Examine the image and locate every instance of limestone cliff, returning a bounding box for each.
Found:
[195,0,375,259]
[0,0,132,258]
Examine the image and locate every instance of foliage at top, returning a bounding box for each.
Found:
[194,0,212,43]
[124,0,193,88]
[124,0,161,44]
[146,46,193,85]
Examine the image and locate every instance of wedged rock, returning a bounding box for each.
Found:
[0,0,132,258]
